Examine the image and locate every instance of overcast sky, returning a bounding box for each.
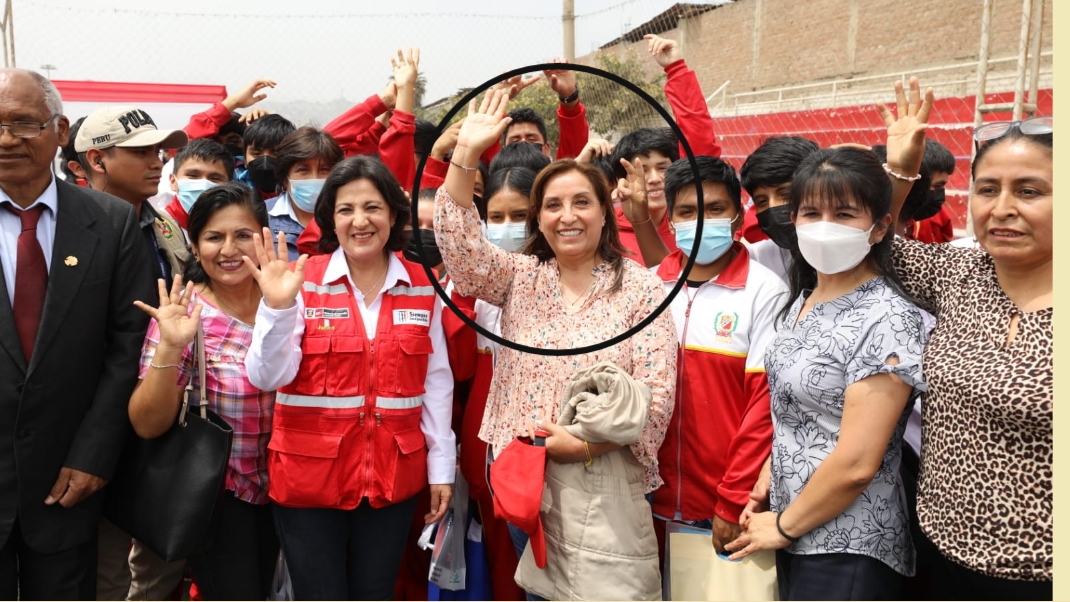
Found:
[15,0,692,105]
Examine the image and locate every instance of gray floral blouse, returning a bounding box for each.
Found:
[766,276,928,576]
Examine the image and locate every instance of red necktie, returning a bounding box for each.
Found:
[4,204,47,362]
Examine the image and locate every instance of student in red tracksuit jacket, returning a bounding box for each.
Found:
[611,34,722,266]
[619,155,787,562]
[245,156,455,600]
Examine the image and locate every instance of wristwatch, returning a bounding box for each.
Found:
[559,85,580,104]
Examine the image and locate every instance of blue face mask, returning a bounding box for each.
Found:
[674,217,736,265]
[288,178,326,213]
[485,222,527,252]
[176,179,216,213]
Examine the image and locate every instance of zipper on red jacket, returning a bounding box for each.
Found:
[675,284,698,520]
[364,338,376,499]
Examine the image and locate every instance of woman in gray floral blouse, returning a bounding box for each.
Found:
[725,86,933,599]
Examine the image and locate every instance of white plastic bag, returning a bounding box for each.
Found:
[428,473,469,591]
[267,549,293,601]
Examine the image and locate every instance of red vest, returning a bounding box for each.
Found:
[267,254,438,510]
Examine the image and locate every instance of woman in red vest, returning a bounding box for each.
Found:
[244,155,455,600]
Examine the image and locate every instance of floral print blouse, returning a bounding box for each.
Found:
[766,277,928,575]
[434,187,678,492]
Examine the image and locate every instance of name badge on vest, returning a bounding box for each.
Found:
[305,308,351,320]
[307,307,349,330]
[393,309,430,327]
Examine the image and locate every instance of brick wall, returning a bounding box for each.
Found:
[583,0,1053,98]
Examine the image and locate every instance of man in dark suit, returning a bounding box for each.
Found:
[0,68,154,599]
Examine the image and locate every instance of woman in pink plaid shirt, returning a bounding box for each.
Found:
[129,182,278,600]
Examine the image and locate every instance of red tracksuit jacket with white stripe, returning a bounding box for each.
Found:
[652,244,788,524]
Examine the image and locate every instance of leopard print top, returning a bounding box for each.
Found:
[892,238,1052,581]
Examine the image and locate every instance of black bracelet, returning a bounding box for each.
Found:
[776,512,799,543]
[559,85,580,104]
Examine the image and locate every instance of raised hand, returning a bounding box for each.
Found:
[242,228,307,310]
[644,34,683,68]
[878,76,933,176]
[431,119,463,160]
[543,57,578,102]
[492,73,541,100]
[616,157,651,225]
[133,276,202,350]
[223,78,277,111]
[456,89,513,158]
[379,81,398,110]
[238,108,272,124]
[391,47,421,114]
[576,138,614,164]
[391,47,420,90]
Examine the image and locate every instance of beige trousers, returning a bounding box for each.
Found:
[95,518,187,600]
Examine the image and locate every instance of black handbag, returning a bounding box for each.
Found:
[104,327,234,562]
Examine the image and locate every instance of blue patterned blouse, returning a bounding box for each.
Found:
[766,276,928,576]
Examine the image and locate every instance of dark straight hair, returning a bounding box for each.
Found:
[273,126,344,188]
[524,160,627,294]
[183,182,268,284]
[314,155,412,255]
[971,128,1052,178]
[779,147,932,323]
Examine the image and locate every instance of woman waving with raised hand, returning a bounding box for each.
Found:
[130,183,279,600]
[243,155,455,600]
[883,79,1052,599]
[434,88,677,600]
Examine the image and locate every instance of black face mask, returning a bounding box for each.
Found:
[404,229,443,268]
[912,188,945,221]
[756,205,797,250]
[246,156,278,193]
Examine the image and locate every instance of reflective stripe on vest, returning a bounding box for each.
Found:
[302,282,349,295]
[277,393,366,408]
[375,395,424,410]
[276,393,423,410]
[385,285,436,297]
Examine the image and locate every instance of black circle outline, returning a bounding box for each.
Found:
[409,62,704,356]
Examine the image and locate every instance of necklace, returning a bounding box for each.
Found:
[357,267,388,298]
[563,278,596,311]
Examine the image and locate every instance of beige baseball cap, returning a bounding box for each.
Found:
[74,106,188,153]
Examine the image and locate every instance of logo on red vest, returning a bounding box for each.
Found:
[305,308,350,319]
[714,311,739,344]
[393,309,430,327]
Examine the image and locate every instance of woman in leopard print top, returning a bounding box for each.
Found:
[885,85,1051,598]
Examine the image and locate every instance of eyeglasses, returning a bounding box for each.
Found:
[0,114,60,139]
[973,115,1053,149]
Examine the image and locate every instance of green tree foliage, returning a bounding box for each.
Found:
[580,49,669,139]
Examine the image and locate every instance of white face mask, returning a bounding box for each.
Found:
[795,221,877,275]
[486,222,527,253]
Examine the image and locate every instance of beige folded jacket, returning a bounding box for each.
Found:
[516,361,662,601]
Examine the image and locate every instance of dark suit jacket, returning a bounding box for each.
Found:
[0,180,153,554]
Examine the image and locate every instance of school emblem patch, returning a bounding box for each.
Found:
[714,311,739,344]
[156,219,175,240]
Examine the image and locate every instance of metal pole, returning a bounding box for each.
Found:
[973,0,994,130]
[6,0,13,68]
[1011,0,1032,120]
[562,0,575,61]
[968,0,996,239]
[1026,0,1044,115]
[0,0,9,68]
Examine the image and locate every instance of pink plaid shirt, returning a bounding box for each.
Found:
[139,289,275,505]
